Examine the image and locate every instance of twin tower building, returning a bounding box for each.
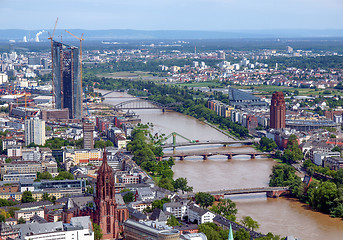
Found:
[52,40,83,119]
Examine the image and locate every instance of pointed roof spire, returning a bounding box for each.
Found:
[228,223,234,240]
[103,146,107,163]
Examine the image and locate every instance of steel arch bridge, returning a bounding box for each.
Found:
[113,99,181,110]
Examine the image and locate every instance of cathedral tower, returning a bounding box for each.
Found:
[95,149,120,239]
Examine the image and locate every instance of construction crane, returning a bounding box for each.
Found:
[83,87,90,116]
[48,18,58,107]
[65,30,84,117]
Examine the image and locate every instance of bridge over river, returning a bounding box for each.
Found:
[161,139,256,148]
[163,151,271,160]
[181,187,290,199]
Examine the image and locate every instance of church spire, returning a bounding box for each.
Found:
[96,147,115,200]
[103,146,107,163]
[228,223,234,240]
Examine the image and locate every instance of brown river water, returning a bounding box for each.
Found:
[101,90,343,240]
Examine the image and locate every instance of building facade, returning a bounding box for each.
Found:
[52,41,82,119]
[270,92,286,129]
[83,122,94,149]
[24,117,46,146]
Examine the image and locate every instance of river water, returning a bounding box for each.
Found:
[101,90,343,240]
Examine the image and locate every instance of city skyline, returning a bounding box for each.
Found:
[1,0,343,31]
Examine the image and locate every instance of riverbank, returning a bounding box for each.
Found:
[100,89,343,240]
[203,120,239,140]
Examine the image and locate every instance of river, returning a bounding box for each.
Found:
[101,90,343,240]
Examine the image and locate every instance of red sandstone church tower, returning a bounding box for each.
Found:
[95,150,127,239]
[270,91,286,129]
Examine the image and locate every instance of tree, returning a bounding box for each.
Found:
[195,192,215,208]
[310,181,338,213]
[93,223,103,240]
[158,178,174,191]
[241,216,260,231]
[123,192,134,204]
[17,217,26,224]
[173,177,193,193]
[332,146,341,153]
[105,140,114,147]
[37,171,53,181]
[152,198,170,210]
[259,137,277,152]
[167,215,181,227]
[198,222,222,240]
[269,164,301,191]
[210,199,237,221]
[94,140,105,149]
[8,207,20,217]
[22,191,35,203]
[234,228,251,240]
[256,232,281,240]
[274,150,282,159]
[42,193,51,201]
[55,171,74,180]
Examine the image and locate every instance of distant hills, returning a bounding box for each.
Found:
[1,29,343,41]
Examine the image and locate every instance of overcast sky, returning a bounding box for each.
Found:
[1,0,343,30]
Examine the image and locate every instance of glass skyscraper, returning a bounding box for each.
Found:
[52,41,82,119]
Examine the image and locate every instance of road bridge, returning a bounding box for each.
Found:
[163,151,271,160]
[161,139,256,148]
[182,187,290,199]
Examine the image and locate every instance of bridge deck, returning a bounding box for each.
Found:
[161,140,256,148]
[181,187,289,198]
[163,151,270,158]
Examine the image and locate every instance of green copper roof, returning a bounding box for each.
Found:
[228,223,234,240]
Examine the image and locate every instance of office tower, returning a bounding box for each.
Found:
[270,92,286,129]
[83,122,94,149]
[52,41,82,119]
[218,51,225,60]
[25,117,46,146]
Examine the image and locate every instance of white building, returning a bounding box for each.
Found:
[313,151,340,166]
[0,73,8,84]
[15,208,44,221]
[18,216,94,240]
[25,117,46,146]
[163,202,188,219]
[22,147,41,161]
[188,204,216,224]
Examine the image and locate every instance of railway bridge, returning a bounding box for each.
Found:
[112,99,182,112]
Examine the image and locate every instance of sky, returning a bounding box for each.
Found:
[1,0,343,31]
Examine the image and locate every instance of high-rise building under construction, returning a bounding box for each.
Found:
[52,41,82,119]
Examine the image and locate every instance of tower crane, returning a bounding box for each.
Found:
[65,30,84,86]
[65,30,84,117]
[48,18,58,107]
